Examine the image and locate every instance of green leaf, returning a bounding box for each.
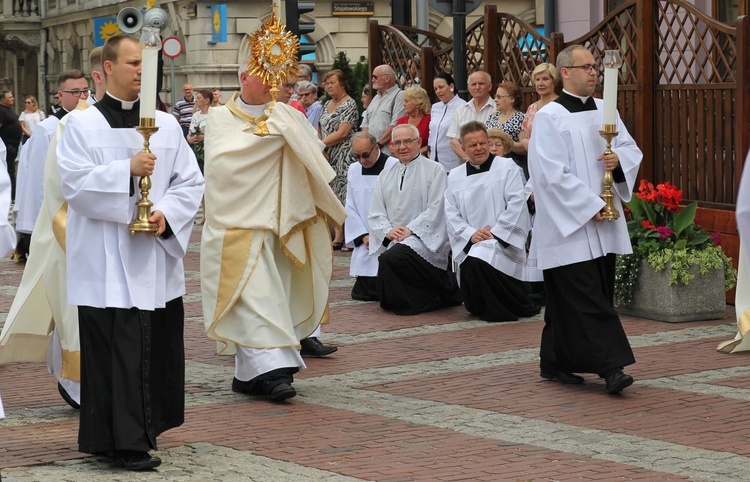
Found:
[625,197,645,220]
[673,202,697,238]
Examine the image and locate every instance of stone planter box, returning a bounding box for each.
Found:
[615,261,725,322]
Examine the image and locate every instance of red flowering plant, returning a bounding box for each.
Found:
[615,180,736,305]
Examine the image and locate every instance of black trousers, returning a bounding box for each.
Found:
[460,257,539,322]
[78,298,185,454]
[377,244,462,315]
[540,254,635,375]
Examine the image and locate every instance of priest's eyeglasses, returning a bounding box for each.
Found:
[354,146,375,159]
[391,138,419,147]
[565,64,599,73]
[61,89,90,97]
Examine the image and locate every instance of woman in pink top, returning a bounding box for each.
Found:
[519,63,560,149]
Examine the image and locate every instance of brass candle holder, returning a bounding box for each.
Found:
[129,117,159,235]
[599,124,620,222]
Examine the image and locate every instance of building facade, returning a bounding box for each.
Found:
[0,0,743,112]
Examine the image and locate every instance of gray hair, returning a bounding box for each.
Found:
[392,123,419,140]
[298,64,313,79]
[556,45,589,78]
[238,60,249,80]
[352,131,377,147]
[296,80,317,94]
[468,70,492,85]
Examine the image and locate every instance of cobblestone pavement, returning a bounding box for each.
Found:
[1,227,749,481]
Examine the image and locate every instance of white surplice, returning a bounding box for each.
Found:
[445,156,530,281]
[345,156,397,277]
[0,138,19,419]
[368,154,450,269]
[57,109,204,310]
[527,100,642,270]
[15,116,60,233]
[0,143,14,253]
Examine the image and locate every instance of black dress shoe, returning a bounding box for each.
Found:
[58,383,80,409]
[116,451,161,471]
[604,369,633,394]
[300,337,338,358]
[540,370,585,384]
[268,382,297,402]
[232,377,259,395]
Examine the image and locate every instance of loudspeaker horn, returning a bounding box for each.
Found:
[117,7,143,34]
[144,7,169,31]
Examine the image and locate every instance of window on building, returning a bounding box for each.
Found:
[604,0,627,16]
[715,0,749,23]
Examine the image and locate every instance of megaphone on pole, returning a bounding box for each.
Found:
[116,7,143,34]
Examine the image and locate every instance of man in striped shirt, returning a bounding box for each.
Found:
[172,83,195,138]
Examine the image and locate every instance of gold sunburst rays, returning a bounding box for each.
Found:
[246,3,300,120]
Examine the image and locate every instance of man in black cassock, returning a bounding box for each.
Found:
[527,45,642,394]
[56,35,204,470]
[367,124,461,315]
[445,122,540,322]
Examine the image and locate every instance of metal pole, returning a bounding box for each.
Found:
[544,0,556,36]
[416,0,428,44]
[170,58,176,110]
[453,0,468,100]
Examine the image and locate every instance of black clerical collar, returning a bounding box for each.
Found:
[555,90,597,113]
[466,155,494,176]
[53,107,69,120]
[362,151,389,175]
[400,153,420,165]
[101,92,139,111]
[95,93,141,128]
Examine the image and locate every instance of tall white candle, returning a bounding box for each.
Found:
[602,66,618,126]
[139,47,158,120]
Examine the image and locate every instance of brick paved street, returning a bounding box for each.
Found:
[1,226,749,481]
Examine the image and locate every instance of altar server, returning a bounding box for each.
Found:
[57,35,203,470]
[368,124,462,315]
[528,45,642,394]
[345,132,397,301]
[445,122,539,322]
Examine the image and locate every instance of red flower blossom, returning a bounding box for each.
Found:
[641,220,656,230]
[636,179,657,202]
[711,232,722,246]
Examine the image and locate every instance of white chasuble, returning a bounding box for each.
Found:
[0,104,86,377]
[57,109,204,310]
[201,96,347,354]
[528,100,642,270]
[368,155,450,269]
[445,156,530,281]
[345,157,397,277]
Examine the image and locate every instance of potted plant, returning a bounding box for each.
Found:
[614,180,737,322]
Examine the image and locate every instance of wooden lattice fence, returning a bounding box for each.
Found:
[368,0,750,210]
